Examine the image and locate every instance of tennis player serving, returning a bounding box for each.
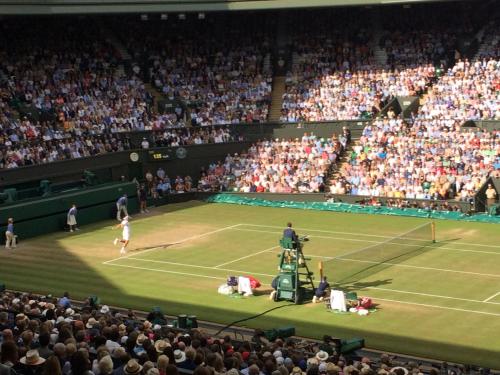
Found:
[113,215,131,255]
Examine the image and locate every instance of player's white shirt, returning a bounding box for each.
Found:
[122,220,130,240]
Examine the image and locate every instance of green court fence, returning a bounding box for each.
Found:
[205,194,500,224]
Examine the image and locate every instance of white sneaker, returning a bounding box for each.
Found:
[113,238,119,246]
[120,248,126,255]
[70,229,74,233]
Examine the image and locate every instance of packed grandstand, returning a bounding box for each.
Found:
[0,290,476,375]
[0,1,500,373]
[0,6,498,205]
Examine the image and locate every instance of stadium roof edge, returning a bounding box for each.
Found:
[0,0,465,15]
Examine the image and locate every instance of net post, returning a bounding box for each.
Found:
[431,222,436,243]
[319,261,324,279]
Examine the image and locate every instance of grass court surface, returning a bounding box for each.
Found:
[2,201,500,368]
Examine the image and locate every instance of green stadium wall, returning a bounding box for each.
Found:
[0,182,138,240]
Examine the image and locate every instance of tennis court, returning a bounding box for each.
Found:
[2,201,500,367]
[104,220,500,314]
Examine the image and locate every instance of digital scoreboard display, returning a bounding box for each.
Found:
[147,149,174,161]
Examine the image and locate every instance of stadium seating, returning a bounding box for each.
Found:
[198,132,348,193]
[0,290,475,374]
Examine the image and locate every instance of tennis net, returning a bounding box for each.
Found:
[322,222,435,286]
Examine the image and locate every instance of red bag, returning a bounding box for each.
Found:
[247,276,261,289]
[359,297,372,309]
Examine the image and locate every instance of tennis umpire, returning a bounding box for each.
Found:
[283,222,299,248]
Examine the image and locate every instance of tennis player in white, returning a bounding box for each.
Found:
[113,216,130,255]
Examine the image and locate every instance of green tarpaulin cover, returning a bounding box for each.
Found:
[206,194,500,224]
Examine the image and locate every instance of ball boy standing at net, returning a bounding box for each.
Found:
[113,216,130,255]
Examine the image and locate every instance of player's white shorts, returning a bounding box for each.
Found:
[122,231,130,241]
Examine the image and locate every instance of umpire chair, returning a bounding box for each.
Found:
[273,236,315,304]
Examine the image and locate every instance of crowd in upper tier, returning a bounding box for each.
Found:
[0,4,498,177]
[119,14,273,126]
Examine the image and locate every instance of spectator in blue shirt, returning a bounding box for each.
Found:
[58,292,71,309]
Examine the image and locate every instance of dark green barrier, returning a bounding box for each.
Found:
[0,182,138,241]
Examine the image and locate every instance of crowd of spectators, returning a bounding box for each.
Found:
[378,5,470,70]
[281,67,436,122]
[144,168,195,196]
[0,20,149,169]
[280,11,382,122]
[328,117,500,201]
[322,7,499,201]
[150,127,240,148]
[120,15,273,126]
[332,195,464,213]
[0,8,497,176]
[279,5,494,123]
[0,290,473,375]
[476,20,499,60]
[279,8,448,123]
[197,131,349,193]
[0,19,248,170]
[417,59,499,121]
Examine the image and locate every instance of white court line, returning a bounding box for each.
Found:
[233,228,500,256]
[374,297,500,317]
[238,223,500,249]
[366,287,500,305]
[103,224,241,264]
[252,243,500,281]
[104,263,227,280]
[120,257,500,306]
[483,291,500,303]
[104,256,500,313]
[214,246,280,268]
[125,257,276,278]
[338,258,500,278]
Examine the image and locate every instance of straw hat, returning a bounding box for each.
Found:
[124,359,143,375]
[154,339,170,353]
[20,350,46,366]
[174,349,186,363]
[86,317,98,329]
[315,351,329,362]
[136,333,147,345]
